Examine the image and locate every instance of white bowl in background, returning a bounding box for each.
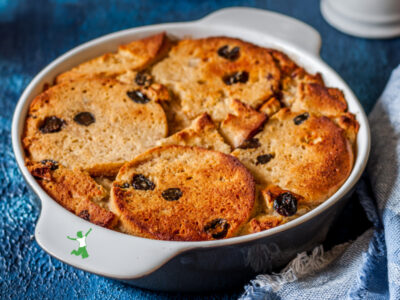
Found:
[321,0,400,38]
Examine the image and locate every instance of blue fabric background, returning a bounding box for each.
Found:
[0,0,399,299]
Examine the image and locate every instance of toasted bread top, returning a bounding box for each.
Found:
[220,99,267,148]
[27,160,117,228]
[110,145,255,241]
[23,77,168,176]
[23,33,360,239]
[156,113,231,153]
[152,37,280,122]
[56,32,171,83]
[267,49,359,147]
[232,108,354,204]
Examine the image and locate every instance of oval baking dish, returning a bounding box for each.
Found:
[12,7,370,292]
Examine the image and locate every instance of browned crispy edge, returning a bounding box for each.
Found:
[55,32,172,84]
[111,145,256,241]
[27,160,117,228]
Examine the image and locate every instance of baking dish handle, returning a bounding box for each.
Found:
[35,196,187,279]
[199,7,321,57]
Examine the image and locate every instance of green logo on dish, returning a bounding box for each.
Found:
[67,228,92,259]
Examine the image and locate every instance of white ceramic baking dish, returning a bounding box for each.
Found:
[11,7,370,292]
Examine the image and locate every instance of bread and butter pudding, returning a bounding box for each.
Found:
[22,32,359,241]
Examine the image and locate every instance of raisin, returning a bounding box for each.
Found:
[204,218,230,239]
[273,192,298,216]
[40,159,59,170]
[78,210,90,221]
[135,72,152,86]
[239,138,261,149]
[293,112,309,125]
[127,90,150,104]
[223,71,249,85]
[39,116,64,133]
[217,45,240,61]
[132,174,155,190]
[73,112,95,126]
[162,188,182,201]
[256,154,274,165]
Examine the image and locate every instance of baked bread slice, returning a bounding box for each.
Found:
[110,145,255,241]
[158,98,268,149]
[239,214,284,235]
[220,99,267,148]
[23,34,360,239]
[258,96,282,117]
[293,83,359,147]
[293,82,347,116]
[156,113,231,153]
[332,112,359,147]
[232,108,354,205]
[23,77,168,176]
[27,160,117,228]
[268,49,359,146]
[56,32,171,83]
[268,49,323,107]
[152,37,281,123]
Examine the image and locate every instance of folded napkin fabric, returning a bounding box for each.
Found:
[242,65,400,300]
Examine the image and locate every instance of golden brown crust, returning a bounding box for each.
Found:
[291,82,359,147]
[56,32,171,83]
[267,49,298,76]
[110,145,255,241]
[156,113,231,153]
[268,49,324,107]
[22,77,168,176]
[232,108,354,204]
[27,160,117,228]
[333,112,360,148]
[293,83,347,116]
[220,99,267,148]
[280,68,324,107]
[152,36,281,123]
[240,214,284,235]
[23,35,359,238]
[267,49,359,149]
[258,96,282,117]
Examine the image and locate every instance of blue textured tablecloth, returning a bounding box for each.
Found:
[1,1,400,299]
